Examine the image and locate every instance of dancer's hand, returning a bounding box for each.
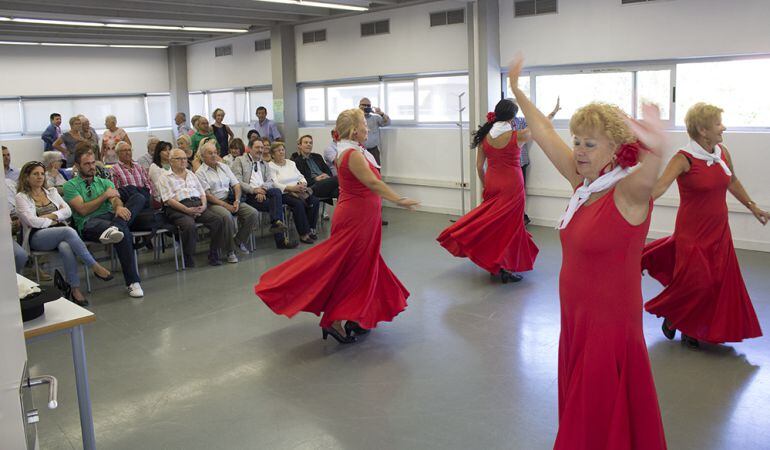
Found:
[751,205,769,225]
[396,197,419,210]
[623,103,666,157]
[508,54,525,91]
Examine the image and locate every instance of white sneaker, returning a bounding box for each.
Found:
[227,252,239,264]
[99,226,124,244]
[127,282,144,298]
[237,242,250,255]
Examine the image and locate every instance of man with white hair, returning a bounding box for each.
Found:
[137,136,159,171]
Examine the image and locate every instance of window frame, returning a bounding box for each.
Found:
[298,71,470,127]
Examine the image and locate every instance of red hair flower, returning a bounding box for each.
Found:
[331,130,340,142]
[615,141,648,169]
[486,112,496,123]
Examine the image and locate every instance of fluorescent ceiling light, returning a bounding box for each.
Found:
[41,42,107,47]
[258,0,368,11]
[181,26,249,33]
[13,18,103,27]
[109,44,169,49]
[4,17,247,33]
[106,23,182,31]
[0,40,38,45]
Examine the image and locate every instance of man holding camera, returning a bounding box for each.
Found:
[358,98,390,166]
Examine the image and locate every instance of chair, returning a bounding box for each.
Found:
[29,249,93,292]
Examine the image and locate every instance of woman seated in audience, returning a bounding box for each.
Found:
[177,134,193,161]
[148,141,172,202]
[268,142,320,244]
[53,116,85,167]
[191,117,217,156]
[247,129,260,144]
[211,108,235,158]
[101,115,131,165]
[261,138,273,163]
[223,138,245,165]
[15,161,113,306]
[43,151,67,194]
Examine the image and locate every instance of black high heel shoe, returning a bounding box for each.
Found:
[55,269,89,307]
[344,321,370,337]
[661,319,676,340]
[499,270,523,284]
[681,334,700,349]
[322,327,357,344]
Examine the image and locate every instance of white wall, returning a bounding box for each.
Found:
[525,130,770,252]
[186,32,272,91]
[0,46,169,96]
[499,0,770,67]
[295,0,468,82]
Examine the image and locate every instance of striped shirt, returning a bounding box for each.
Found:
[111,160,156,199]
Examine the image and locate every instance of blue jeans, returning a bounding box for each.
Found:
[13,239,28,274]
[29,227,97,288]
[80,192,145,286]
[245,188,286,245]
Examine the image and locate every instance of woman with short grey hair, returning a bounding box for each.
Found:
[42,151,67,194]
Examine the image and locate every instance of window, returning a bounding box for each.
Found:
[302,87,326,122]
[247,90,274,121]
[385,82,415,121]
[636,70,671,120]
[208,90,248,124]
[0,99,21,134]
[535,72,633,118]
[514,0,558,17]
[417,76,469,122]
[675,58,770,128]
[326,84,379,120]
[505,74,532,100]
[361,20,390,37]
[22,96,148,133]
[430,9,465,27]
[188,92,206,119]
[254,39,270,52]
[214,45,233,57]
[146,94,171,129]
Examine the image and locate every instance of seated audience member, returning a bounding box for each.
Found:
[323,130,339,176]
[7,179,28,274]
[173,112,193,140]
[53,116,85,167]
[261,138,273,163]
[291,135,339,200]
[3,146,19,182]
[42,113,62,151]
[13,238,27,275]
[112,141,158,206]
[79,116,100,159]
[177,134,193,161]
[196,143,258,262]
[101,115,131,165]
[42,151,67,194]
[246,129,260,144]
[224,138,244,166]
[159,149,231,268]
[191,116,218,156]
[63,146,145,298]
[231,139,295,249]
[137,136,159,171]
[148,141,172,202]
[268,142,320,244]
[16,161,113,306]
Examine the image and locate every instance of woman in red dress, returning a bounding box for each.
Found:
[437,99,539,283]
[509,57,667,449]
[643,103,767,348]
[254,108,419,344]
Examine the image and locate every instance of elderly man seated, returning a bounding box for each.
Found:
[159,149,233,267]
[63,146,145,298]
[111,141,157,206]
[291,135,338,201]
[195,143,259,264]
[231,138,296,249]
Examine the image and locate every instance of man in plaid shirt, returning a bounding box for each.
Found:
[112,141,157,207]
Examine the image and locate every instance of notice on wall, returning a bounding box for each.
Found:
[273,99,284,123]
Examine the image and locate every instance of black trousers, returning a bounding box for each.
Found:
[309,176,339,201]
[367,146,381,165]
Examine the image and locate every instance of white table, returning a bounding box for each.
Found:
[24,298,96,450]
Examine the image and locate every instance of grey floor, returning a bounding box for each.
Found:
[27,209,770,450]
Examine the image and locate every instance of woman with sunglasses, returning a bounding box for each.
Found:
[15,161,113,306]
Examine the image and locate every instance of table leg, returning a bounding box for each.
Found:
[71,325,96,450]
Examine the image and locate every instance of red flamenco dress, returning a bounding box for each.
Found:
[437,131,538,274]
[254,147,409,329]
[556,189,666,450]
[642,149,762,343]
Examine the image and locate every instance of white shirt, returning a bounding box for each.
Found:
[196,162,239,200]
[268,159,306,193]
[159,169,206,203]
[148,164,170,201]
[248,156,270,190]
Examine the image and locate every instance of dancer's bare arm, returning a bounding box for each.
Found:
[651,154,689,200]
[347,150,419,209]
[723,147,769,225]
